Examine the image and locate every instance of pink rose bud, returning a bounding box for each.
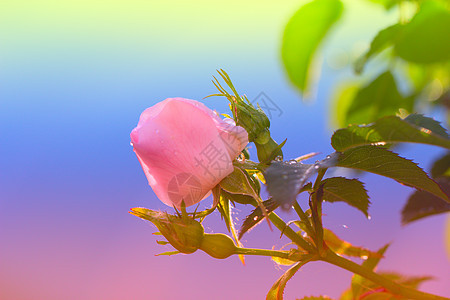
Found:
[131,98,248,208]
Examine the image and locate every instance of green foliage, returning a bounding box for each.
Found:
[281,0,343,94]
[331,114,450,152]
[219,166,258,198]
[267,259,312,300]
[345,272,433,300]
[349,244,390,299]
[344,71,412,125]
[331,83,360,128]
[322,228,379,258]
[335,145,448,202]
[355,24,403,74]
[320,177,370,217]
[402,177,450,224]
[394,0,450,64]
[238,199,279,239]
[366,0,399,10]
[404,113,449,138]
[431,152,450,178]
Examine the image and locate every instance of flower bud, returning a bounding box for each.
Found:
[231,98,271,143]
[255,137,284,164]
[199,233,237,259]
[130,207,204,254]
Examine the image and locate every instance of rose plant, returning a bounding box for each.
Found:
[129,70,450,300]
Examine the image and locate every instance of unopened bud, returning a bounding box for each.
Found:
[130,207,204,254]
[200,233,237,259]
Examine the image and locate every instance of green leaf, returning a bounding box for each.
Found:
[323,228,380,258]
[281,0,343,94]
[431,152,450,178]
[217,190,246,264]
[351,272,433,300]
[321,177,370,217]
[366,0,399,10]
[267,259,311,300]
[223,190,257,206]
[331,115,450,152]
[155,250,180,256]
[335,146,448,202]
[345,71,413,125]
[404,114,449,139]
[395,0,450,64]
[351,244,390,299]
[239,199,280,240]
[331,83,360,128]
[219,166,257,197]
[272,254,297,266]
[217,192,233,232]
[402,177,450,225]
[358,292,395,300]
[156,240,169,245]
[355,24,403,74]
[256,137,287,164]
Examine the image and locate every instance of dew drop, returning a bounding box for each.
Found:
[302,232,308,238]
[289,159,297,165]
[326,155,331,159]
[342,224,348,229]
[314,165,320,169]
[130,142,134,146]
[367,215,372,220]
[274,156,283,162]
[361,255,369,260]
[253,216,259,221]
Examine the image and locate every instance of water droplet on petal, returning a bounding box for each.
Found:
[342,224,348,229]
[130,142,134,146]
[289,159,297,165]
[367,215,372,220]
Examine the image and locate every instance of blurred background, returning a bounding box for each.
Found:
[1,0,449,299]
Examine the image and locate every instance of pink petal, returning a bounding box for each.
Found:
[131,98,248,208]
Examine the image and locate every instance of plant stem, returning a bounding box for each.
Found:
[322,250,450,300]
[293,201,314,237]
[311,168,327,252]
[235,247,291,259]
[313,168,326,190]
[268,212,315,253]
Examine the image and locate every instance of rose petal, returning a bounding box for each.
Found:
[131,98,248,208]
